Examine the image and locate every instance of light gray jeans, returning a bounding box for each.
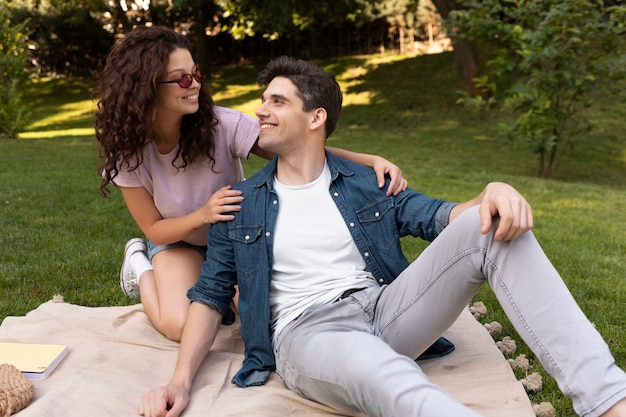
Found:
[273,206,626,417]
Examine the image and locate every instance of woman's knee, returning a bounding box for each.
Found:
[159,314,187,341]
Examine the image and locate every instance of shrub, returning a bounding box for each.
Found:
[0,2,32,139]
[448,0,626,178]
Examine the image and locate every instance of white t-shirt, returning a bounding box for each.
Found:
[112,106,259,246]
[270,161,377,337]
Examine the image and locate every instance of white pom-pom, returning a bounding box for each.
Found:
[469,301,487,319]
[507,354,530,371]
[532,402,555,417]
[483,321,502,336]
[520,372,543,392]
[496,336,517,355]
[51,294,65,303]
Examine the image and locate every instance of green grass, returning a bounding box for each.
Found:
[1,52,625,416]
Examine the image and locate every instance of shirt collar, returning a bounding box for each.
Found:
[252,150,355,189]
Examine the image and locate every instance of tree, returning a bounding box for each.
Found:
[218,0,425,57]
[431,0,486,98]
[0,2,32,139]
[13,0,114,75]
[448,0,626,178]
[219,0,357,51]
[365,0,420,54]
[153,0,223,75]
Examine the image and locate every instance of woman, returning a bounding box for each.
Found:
[94,25,407,341]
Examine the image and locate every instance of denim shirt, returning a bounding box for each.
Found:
[187,151,457,387]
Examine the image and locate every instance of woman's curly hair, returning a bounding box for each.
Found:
[94,26,218,196]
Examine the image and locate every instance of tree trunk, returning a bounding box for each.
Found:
[546,137,559,179]
[538,151,546,178]
[110,0,133,34]
[431,0,485,98]
[451,39,483,98]
[188,3,218,74]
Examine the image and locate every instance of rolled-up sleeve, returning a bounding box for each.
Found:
[433,201,458,235]
[186,221,237,325]
[394,189,458,242]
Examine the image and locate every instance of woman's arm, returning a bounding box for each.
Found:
[120,185,244,246]
[250,142,407,196]
[326,146,407,196]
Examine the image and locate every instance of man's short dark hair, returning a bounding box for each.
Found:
[258,56,343,139]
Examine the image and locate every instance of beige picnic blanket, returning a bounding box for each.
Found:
[0,301,534,417]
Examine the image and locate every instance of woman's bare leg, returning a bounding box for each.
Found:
[139,247,203,341]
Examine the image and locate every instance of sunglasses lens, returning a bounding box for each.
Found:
[178,74,193,88]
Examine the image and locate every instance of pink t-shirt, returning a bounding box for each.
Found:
[113,106,259,246]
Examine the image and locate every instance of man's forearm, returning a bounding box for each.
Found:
[170,302,223,391]
[448,186,486,224]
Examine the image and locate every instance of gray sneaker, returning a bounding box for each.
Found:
[120,238,147,297]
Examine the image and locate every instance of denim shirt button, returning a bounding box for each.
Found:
[379,278,384,283]
[349,222,355,227]
[245,235,250,240]
[265,232,271,237]
[333,192,339,197]
[375,212,380,217]
[364,252,370,257]
[272,200,278,205]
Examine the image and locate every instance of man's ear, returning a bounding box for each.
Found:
[309,108,327,132]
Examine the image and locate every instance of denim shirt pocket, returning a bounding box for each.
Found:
[355,198,399,251]
[228,225,264,277]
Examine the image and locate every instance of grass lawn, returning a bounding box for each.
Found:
[1,51,624,416]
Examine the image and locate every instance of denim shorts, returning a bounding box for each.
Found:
[146,239,207,261]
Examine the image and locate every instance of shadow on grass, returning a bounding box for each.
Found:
[18,54,626,188]
[22,76,97,135]
[336,52,626,188]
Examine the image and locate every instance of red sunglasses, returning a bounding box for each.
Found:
[158,70,206,88]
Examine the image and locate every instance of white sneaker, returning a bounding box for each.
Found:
[120,238,146,297]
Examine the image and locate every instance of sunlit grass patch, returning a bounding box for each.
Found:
[18,128,95,139]
[26,100,96,131]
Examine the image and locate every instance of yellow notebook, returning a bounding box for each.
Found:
[0,342,69,380]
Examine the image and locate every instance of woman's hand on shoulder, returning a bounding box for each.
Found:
[200,185,244,224]
[372,156,408,196]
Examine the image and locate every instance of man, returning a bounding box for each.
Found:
[140,56,626,417]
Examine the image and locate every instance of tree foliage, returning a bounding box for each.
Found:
[9,0,441,74]
[430,0,487,98]
[448,0,626,178]
[12,0,114,75]
[0,2,32,139]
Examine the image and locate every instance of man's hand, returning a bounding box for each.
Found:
[138,303,223,417]
[139,383,189,417]
[478,182,533,241]
[372,156,408,196]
